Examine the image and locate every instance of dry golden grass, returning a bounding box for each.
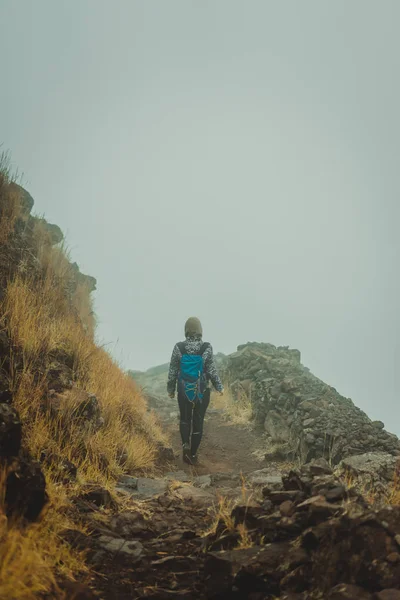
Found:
[385,468,400,506]
[205,495,236,537]
[0,475,88,600]
[204,490,254,550]
[2,274,167,485]
[236,522,253,549]
[340,466,400,507]
[0,165,167,596]
[212,386,252,425]
[206,495,255,550]
[203,474,256,550]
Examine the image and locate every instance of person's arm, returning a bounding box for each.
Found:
[204,345,224,393]
[167,344,181,397]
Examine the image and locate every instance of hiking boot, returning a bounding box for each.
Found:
[190,454,198,466]
[182,444,191,464]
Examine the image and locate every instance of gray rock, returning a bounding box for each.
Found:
[194,474,212,489]
[308,458,333,476]
[110,511,148,537]
[120,477,168,499]
[247,468,283,490]
[340,452,398,483]
[164,471,191,483]
[117,475,138,490]
[210,472,241,488]
[97,536,143,560]
[265,409,291,442]
[174,485,214,506]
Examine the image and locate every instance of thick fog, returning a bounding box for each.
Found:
[0,1,399,432]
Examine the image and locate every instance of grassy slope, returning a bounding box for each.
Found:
[0,158,166,598]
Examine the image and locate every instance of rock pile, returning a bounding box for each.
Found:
[225,342,400,465]
[67,460,400,599]
[204,459,400,599]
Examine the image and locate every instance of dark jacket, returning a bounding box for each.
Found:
[167,336,223,395]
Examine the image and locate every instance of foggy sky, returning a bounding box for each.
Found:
[1,1,399,433]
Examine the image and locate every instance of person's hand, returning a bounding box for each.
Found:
[218,389,224,397]
[168,392,175,399]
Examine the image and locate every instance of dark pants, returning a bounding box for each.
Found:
[177,388,211,456]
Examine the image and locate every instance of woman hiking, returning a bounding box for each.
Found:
[167,317,224,465]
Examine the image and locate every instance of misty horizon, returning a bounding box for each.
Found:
[1,1,399,434]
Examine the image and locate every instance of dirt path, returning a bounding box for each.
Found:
[167,407,267,475]
[89,398,271,599]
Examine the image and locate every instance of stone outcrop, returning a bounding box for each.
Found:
[9,182,34,214]
[1,182,96,298]
[70,261,97,292]
[225,342,400,465]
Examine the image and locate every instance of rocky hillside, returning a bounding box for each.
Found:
[224,342,400,465]
[0,162,167,598]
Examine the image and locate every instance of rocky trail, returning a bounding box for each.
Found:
[84,402,275,599]
[67,391,400,600]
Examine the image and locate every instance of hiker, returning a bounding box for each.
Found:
[167,317,224,465]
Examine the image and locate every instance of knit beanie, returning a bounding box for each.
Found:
[184,317,203,338]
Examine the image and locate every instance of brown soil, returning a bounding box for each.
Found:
[89,409,269,599]
[168,408,267,475]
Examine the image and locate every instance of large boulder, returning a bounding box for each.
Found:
[339,452,399,486]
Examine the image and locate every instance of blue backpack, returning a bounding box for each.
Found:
[177,342,209,404]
